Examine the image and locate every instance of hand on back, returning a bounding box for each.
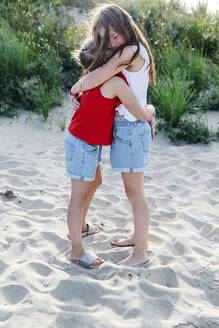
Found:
[144,104,156,120]
[70,94,80,111]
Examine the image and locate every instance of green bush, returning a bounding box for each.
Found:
[0,20,28,93]
[187,51,209,92]
[157,115,216,144]
[17,77,42,111]
[150,73,194,126]
[0,0,83,118]
[156,44,183,77]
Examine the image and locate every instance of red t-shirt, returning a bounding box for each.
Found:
[68,72,128,146]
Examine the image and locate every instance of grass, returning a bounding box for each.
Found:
[0,20,28,92]
[57,117,67,131]
[150,73,194,126]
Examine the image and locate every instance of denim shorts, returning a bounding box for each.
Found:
[64,130,102,181]
[110,117,151,173]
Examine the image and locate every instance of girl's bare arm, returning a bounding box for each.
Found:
[109,77,155,122]
[71,46,134,94]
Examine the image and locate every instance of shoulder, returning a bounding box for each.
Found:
[113,45,135,62]
[107,76,127,89]
[120,45,135,60]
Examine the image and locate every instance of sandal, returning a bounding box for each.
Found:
[111,237,135,247]
[71,251,104,269]
[82,223,99,238]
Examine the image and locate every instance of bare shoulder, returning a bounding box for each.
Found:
[122,45,135,56]
[117,45,135,61]
[108,76,126,87]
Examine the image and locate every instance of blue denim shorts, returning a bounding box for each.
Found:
[110,117,151,173]
[64,130,102,181]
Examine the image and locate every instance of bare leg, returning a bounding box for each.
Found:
[117,172,150,267]
[67,178,103,266]
[81,165,102,232]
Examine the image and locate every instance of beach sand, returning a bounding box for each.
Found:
[0,96,219,328]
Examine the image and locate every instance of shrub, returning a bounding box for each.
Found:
[17,75,62,117]
[187,51,209,92]
[157,114,216,144]
[38,83,56,120]
[150,73,194,126]
[17,77,42,111]
[0,100,16,117]
[26,52,62,90]
[0,0,83,118]
[0,20,28,93]
[156,44,183,77]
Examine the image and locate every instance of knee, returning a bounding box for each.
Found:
[69,193,87,209]
[124,187,144,204]
[124,187,136,202]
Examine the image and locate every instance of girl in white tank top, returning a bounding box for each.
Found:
[70,4,156,267]
[116,43,150,121]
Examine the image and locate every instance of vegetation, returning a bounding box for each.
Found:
[0,0,218,143]
[115,0,219,143]
[157,115,217,145]
[0,0,84,117]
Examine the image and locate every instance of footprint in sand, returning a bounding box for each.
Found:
[30,262,52,277]
[145,266,178,288]
[51,279,103,306]
[0,284,29,304]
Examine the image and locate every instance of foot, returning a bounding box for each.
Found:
[117,252,149,267]
[82,223,90,233]
[82,223,99,237]
[111,236,135,247]
[70,251,104,268]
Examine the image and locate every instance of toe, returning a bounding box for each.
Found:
[111,239,119,245]
[91,258,104,267]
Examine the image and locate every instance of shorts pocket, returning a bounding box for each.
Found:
[84,143,98,153]
[113,127,130,144]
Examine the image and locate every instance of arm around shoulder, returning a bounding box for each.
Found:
[71,46,135,93]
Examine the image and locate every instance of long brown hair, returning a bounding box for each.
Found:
[88,4,156,85]
[71,39,111,72]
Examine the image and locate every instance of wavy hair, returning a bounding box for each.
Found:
[88,4,156,85]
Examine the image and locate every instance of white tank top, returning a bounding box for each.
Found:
[116,43,150,122]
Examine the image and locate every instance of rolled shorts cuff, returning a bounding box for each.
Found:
[66,173,95,182]
[111,165,148,173]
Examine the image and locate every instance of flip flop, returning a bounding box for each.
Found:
[67,223,99,240]
[71,251,104,269]
[117,253,149,267]
[111,237,135,247]
[82,223,99,238]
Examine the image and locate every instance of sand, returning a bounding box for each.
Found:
[0,95,219,328]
